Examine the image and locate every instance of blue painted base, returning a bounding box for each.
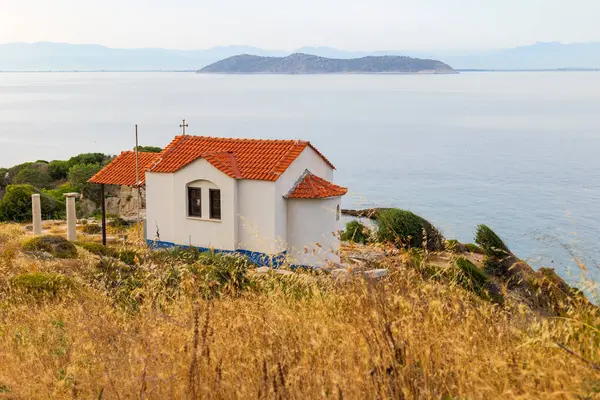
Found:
[146,240,287,268]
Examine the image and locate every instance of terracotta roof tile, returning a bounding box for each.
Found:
[286,170,348,199]
[88,151,159,186]
[148,135,335,181]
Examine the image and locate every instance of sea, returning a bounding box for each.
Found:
[1,71,599,283]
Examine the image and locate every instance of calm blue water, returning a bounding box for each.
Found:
[1,72,599,280]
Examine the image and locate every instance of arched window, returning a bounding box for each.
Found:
[336,204,341,221]
[186,180,221,220]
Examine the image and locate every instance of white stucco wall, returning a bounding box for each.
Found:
[286,197,341,267]
[237,179,278,254]
[146,159,238,251]
[275,147,335,250]
[146,172,174,242]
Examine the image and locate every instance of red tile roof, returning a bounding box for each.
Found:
[286,170,348,199]
[148,135,335,181]
[88,151,159,186]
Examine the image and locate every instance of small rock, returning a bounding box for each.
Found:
[255,266,272,274]
[331,268,351,281]
[362,269,389,280]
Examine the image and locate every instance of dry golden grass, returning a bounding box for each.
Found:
[1,223,599,399]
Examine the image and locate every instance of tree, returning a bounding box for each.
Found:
[68,163,103,203]
[0,184,62,222]
[48,160,70,180]
[135,146,162,153]
[0,168,8,188]
[13,167,53,189]
[68,153,107,168]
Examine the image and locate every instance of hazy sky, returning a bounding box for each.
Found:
[1,0,599,51]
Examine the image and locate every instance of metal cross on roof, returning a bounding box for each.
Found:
[180,119,189,135]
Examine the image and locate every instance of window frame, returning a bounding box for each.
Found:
[188,187,202,218]
[209,188,221,220]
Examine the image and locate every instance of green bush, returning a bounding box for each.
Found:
[47,160,70,181]
[81,224,102,234]
[464,243,484,254]
[453,257,499,302]
[455,257,488,286]
[5,162,33,184]
[189,252,251,298]
[13,167,53,189]
[68,153,107,168]
[76,241,118,257]
[118,250,141,266]
[108,217,130,229]
[68,163,103,203]
[135,146,162,153]
[474,225,510,258]
[0,184,62,222]
[94,258,144,311]
[22,235,78,259]
[0,168,8,188]
[341,220,370,244]
[10,273,74,298]
[375,208,444,251]
[149,247,202,265]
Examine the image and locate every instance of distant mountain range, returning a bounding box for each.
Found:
[1,41,600,71]
[199,53,456,74]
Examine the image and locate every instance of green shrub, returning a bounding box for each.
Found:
[108,217,130,229]
[464,243,484,254]
[375,208,444,251]
[0,168,8,188]
[68,153,108,168]
[44,183,77,202]
[453,257,500,302]
[135,146,162,153]
[68,163,103,203]
[22,235,78,259]
[10,273,74,298]
[118,250,141,266]
[149,247,202,265]
[94,258,144,311]
[13,167,53,189]
[341,220,370,244]
[0,184,62,222]
[189,252,251,298]
[474,224,510,258]
[48,160,70,180]
[455,257,488,286]
[5,162,33,184]
[76,241,118,258]
[81,224,102,234]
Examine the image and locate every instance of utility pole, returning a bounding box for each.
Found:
[135,124,140,242]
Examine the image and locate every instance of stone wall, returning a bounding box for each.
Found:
[79,185,146,220]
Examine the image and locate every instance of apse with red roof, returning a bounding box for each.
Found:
[89,135,348,267]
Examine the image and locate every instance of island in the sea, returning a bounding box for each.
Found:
[198,53,457,74]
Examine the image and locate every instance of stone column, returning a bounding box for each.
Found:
[64,193,79,241]
[31,194,42,235]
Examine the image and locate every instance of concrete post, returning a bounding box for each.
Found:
[31,194,42,235]
[64,193,79,241]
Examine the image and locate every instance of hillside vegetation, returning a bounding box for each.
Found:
[199,53,456,74]
[0,216,598,398]
[0,147,161,222]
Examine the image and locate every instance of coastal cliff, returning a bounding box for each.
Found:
[198,53,457,74]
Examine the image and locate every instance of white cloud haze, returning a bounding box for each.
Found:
[1,0,599,51]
